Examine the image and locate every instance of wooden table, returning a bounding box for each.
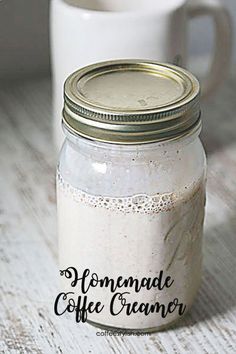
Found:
[0,73,236,354]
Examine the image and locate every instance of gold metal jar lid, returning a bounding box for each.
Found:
[63,60,201,144]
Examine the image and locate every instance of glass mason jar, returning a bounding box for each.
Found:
[57,60,206,332]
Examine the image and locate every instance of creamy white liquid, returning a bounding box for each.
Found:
[57,172,205,330]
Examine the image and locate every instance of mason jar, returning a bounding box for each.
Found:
[57,60,206,332]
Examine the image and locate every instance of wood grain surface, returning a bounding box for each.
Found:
[0,73,236,353]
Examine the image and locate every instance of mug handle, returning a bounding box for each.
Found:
[186,0,232,98]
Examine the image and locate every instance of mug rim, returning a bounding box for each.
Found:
[60,0,187,16]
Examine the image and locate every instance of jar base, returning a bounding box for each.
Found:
[87,315,185,334]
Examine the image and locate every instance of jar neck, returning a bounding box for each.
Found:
[62,122,201,158]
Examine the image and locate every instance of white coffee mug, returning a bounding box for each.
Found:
[50,0,232,150]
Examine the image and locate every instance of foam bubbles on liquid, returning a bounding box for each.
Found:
[57,171,177,214]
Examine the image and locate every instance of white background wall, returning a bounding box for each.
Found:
[0,0,235,80]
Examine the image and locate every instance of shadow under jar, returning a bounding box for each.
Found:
[57,60,206,332]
